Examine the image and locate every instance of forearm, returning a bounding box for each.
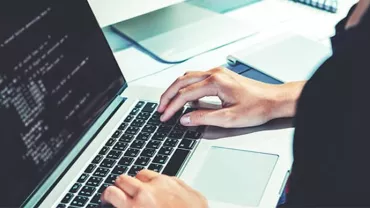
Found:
[269,81,306,119]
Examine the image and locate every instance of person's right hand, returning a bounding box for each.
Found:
[158,67,299,128]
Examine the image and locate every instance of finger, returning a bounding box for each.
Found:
[114,174,143,198]
[136,169,160,183]
[101,186,134,208]
[180,108,234,128]
[158,71,209,113]
[161,79,217,121]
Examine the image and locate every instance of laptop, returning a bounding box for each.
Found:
[0,0,292,208]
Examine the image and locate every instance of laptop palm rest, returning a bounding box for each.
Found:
[192,147,278,206]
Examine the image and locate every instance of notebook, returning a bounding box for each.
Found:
[290,0,338,13]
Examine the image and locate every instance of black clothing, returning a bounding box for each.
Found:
[286,4,370,206]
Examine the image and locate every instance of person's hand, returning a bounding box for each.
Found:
[158,67,290,128]
[158,67,305,128]
[101,170,208,208]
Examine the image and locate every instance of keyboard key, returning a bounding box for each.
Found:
[91,155,103,164]
[152,155,169,164]
[157,125,172,134]
[146,140,162,149]
[163,139,179,147]
[79,186,96,197]
[124,115,134,122]
[118,123,128,131]
[56,204,66,208]
[105,138,116,146]
[112,165,128,175]
[105,174,119,185]
[71,196,89,207]
[135,156,150,166]
[147,117,161,126]
[137,112,150,120]
[125,126,140,135]
[130,108,140,115]
[61,193,74,204]
[142,125,156,133]
[152,132,167,141]
[86,204,97,208]
[111,130,122,138]
[107,150,123,160]
[136,132,151,141]
[85,164,96,174]
[148,164,163,173]
[172,107,184,120]
[119,157,134,166]
[124,148,140,157]
[99,146,110,155]
[152,111,161,118]
[86,177,103,187]
[179,139,196,150]
[168,130,185,139]
[128,166,144,176]
[184,131,202,140]
[77,173,89,183]
[162,149,190,176]
[140,148,156,158]
[174,124,187,132]
[69,183,82,193]
[131,119,146,127]
[113,141,128,152]
[93,167,110,177]
[98,184,110,194]
[120,134,134,143]
[164,117,177,125]
[142,102,157,113]
[135,101,145,108]
[158,146,173,156]
[90,193,101,205]
[100,159,116,168]
[130,140,146,149]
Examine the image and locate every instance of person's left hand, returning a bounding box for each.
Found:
[101,169,208,208]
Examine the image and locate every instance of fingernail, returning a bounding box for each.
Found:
[180,114,191,125]
[160,115,165,121]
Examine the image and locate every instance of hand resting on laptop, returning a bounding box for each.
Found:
[158,67,305,128]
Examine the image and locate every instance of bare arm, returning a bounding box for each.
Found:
[270,81,306,120]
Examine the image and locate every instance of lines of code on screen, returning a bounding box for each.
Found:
[0,0,124,205]
[0,6,91,171]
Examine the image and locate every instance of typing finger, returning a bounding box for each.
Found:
[101,186,133,208]
[180,108,234,127]
[158,71,208,113]
[114,174,143,198]
[160,79,217,121]
[136,169,160,183]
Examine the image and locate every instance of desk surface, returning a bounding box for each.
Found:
[90,0,358,85]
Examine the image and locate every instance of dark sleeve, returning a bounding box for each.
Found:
[284,13,370,207]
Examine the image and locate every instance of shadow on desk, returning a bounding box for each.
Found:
[202,118,293,140]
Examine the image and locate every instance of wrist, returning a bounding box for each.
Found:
[267,81,306,120]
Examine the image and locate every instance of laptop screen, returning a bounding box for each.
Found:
[0,0,125,206]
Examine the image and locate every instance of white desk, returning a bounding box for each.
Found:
[88,0,357,85]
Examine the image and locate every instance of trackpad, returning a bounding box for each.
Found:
[192,147,278,206]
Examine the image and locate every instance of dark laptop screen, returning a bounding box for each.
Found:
[0,0,125,206]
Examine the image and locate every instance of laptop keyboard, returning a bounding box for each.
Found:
[57,101,203,208]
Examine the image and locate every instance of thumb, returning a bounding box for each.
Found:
[180,109,232,127]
